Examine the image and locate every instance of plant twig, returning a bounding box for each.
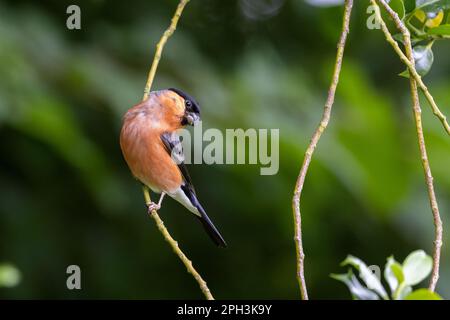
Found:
[370,1,450,135]
[373,0,443,292]
[140,0,215,300]
[142,187,214,300]
[292,0,353,300]
[143,0,190,100]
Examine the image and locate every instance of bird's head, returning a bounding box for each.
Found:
[168,88,201,127]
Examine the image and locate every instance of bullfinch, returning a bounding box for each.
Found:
[120,88,227,247]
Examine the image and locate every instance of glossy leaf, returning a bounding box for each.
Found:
[415,9,427,22]
[416,0,434,5]
[331,270,380,300]
[384,256,404,293]
[390,0,406,19]
[416,0,450,14]
[397,285,413,299]
[342,255,388,299]
[402,250,433,286]
[425,9,444,27]
[427,24,450,35]
[399,44,434,77]
[404,288,442,300]
[404,0,417,12]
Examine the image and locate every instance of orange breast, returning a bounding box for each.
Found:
[120,105,183,193]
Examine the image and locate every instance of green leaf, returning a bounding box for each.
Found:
[397,285,413,299]
[425,9,444,26]
[416,0,432,5]
[400,44,434,78]
[402,250,433,286]
[404,288,442,300]
[393,33,404,42]
[331,270,380,300]
[390,0,406,19]
[416,0,450,14]
[405,1,450,22]
[404,0,417,13]
[427,24,450,35]
[391,263,405,283]
[342,255,388,299]
[392,33,422,46]
[399,69,410,78]
[384,256,404,293]
[416,0,435,6]
[414,44,434,76]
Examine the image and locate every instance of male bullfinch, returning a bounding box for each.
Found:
[120,88,227,247]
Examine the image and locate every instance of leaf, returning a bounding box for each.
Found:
[416,0,434,5]
[384,256,404,293]
[416,0,450,14]
[342,255,388,299]
[400,44,434,77]
[331,270,380,300]
[390,0,406,19]
[393,33,405,42]
[402,250,433,286]
[397,285,413,299]
[404,289,442,300]
[425,9,444,27]
[393,33,422,46]
[391,262,405,284]
[427,23,450,35]
[404,0,417,12]
[406,1,450,22]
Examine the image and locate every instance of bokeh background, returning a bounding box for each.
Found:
[0,0,449,299]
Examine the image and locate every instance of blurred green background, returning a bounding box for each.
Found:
[0,0,449,299]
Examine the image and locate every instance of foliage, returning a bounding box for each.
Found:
[388,0,450,76]
[310,0,450,77]
[332,250,442,300]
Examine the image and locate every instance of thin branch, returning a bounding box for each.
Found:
[370,1,450,135]
[292,0,353,300]
[140,0,215,300]
[142,187,214,300]
[143,0,189,100]
[373,0,443,292]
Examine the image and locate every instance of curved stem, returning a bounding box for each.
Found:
[371,1,450,135]
[142,0,190,100]
[374,0,443,292]
[140,0,215,300]
[143,187,214,300]
[292,0,353,300]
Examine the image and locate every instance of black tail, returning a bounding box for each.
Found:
[195,202,227,248]
[179,184,227,247]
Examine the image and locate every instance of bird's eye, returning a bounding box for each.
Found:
[185,100,192,108]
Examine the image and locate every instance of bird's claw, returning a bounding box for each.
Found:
[147,202,161,213]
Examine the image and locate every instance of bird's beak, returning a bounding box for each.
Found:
[185,112,200,126]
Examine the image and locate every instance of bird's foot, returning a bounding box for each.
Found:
[147,202,161,213]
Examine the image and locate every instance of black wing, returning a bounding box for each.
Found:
[160,132,195,192]
[160,132,227,247]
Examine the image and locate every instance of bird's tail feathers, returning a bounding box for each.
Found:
[195,203,227,248]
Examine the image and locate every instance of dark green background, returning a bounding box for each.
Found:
[0,0,449,299]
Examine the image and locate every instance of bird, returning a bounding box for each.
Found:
[120,88,227,247]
